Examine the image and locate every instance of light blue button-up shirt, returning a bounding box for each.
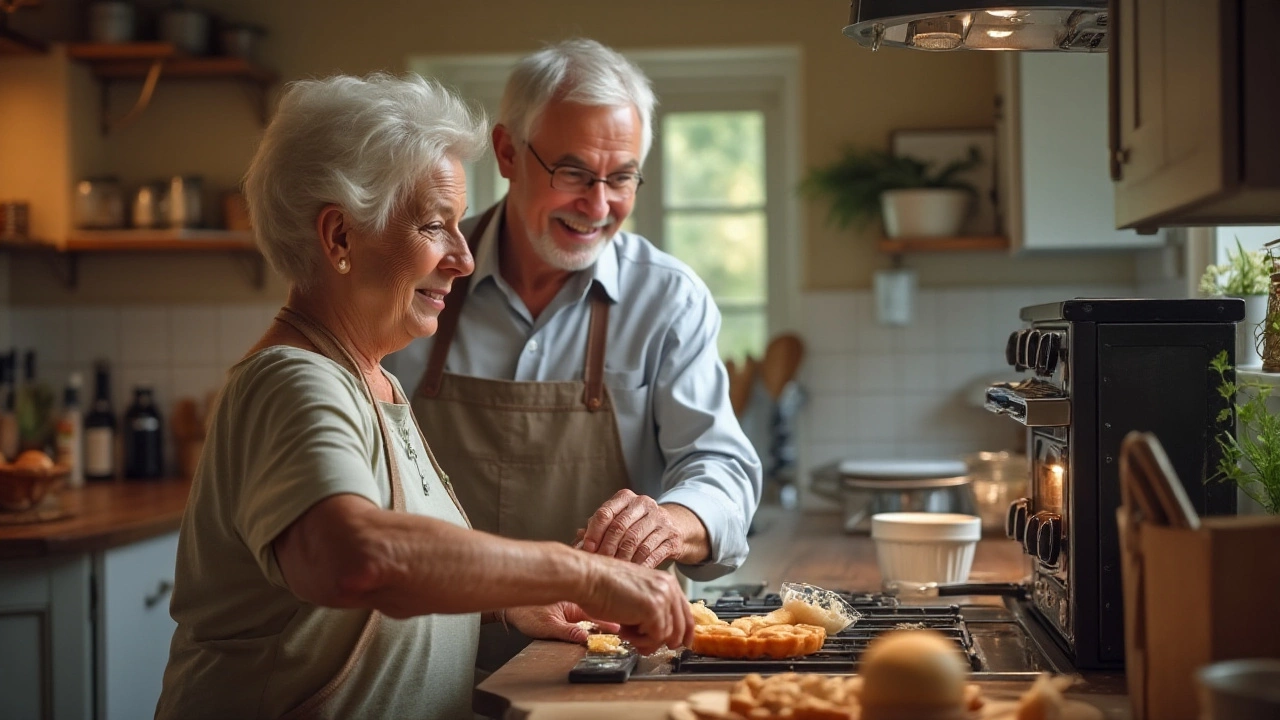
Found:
[387,202,762,580]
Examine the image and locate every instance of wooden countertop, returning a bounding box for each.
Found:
[0,478,191,560]
[476,506,1131,720]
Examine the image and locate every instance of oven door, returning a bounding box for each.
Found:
[1028,430,1072,645]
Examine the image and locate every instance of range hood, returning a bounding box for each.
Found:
[843,1,1108,52]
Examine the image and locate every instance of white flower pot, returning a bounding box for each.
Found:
[879,188,971,238]
[1238,294,1268,369]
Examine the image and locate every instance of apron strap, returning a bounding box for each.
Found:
[419,205,498,398]
[583,284,610,412]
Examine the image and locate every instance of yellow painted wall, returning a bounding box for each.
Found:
[2,0,1136,305]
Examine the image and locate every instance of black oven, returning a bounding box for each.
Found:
[987,298,1242,670]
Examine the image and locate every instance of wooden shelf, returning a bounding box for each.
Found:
[878,235,1010,254]
[65,42,277,134]
[0,230,264,290]
[65,229,256,251]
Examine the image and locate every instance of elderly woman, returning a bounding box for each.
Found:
[155,74,693,720]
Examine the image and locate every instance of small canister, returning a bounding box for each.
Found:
[131,182,167,229]
[88,1,136,44]
[0,201,30,241]
[74,177,126,229]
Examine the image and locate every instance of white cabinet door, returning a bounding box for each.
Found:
[998,53,1163,251]
[0,556,94,720]
[97,531,179,720]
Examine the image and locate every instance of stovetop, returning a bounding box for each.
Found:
[629,590,1069,682]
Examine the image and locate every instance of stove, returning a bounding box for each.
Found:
[621,591,1068,682]
[986,298,1243,670]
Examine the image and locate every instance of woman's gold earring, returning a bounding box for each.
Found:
[337,258,350,274]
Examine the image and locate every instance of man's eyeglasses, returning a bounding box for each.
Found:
[527,144,644,199]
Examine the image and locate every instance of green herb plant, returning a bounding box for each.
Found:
[800,145,981,230]
[1199,238,1270,296]
[1210,350,1280,513]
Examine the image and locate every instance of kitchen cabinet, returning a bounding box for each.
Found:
[996,52,1162,251]
[1111,0,1280,230]
[0,530,179,720]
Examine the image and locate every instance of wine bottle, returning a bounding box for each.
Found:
[124,386,164,480]
[55,373,85,488]
[84,361,116,482]
[0,351,17,461]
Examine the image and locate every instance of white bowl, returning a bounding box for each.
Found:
[871,512,981,586]
[1198,658,1280,720]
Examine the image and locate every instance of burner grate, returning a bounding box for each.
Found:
[674,597,981,674]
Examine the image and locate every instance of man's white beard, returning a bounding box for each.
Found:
[531,228,609,271]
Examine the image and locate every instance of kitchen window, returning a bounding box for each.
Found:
[410,48,800,362]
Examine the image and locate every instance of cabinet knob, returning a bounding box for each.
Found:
[145,579,174,609]
[1113,148,1131,165]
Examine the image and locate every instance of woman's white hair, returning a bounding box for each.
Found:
[244,73,488,290]
[499,38,656,161]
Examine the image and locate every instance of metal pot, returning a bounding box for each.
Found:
[131,183,166,229]
[88,1,136,44]
[160,5,210,56]
[74,177,126,230]
[166,175,203,228]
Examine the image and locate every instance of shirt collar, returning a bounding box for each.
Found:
[469,197,621,304]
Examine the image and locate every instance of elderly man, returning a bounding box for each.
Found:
[396,37,760,592]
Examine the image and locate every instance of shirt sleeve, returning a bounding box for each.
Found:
[229,353,384,588]
[652,287,764,581]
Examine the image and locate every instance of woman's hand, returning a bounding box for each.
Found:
[504,602,620,644]
[576,555,695,654]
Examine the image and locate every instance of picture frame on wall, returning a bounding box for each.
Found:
[891,128,998,237]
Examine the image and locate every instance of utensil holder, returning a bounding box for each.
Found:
[1118,508,1280,720]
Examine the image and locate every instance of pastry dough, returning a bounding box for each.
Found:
[691,621,827,659]
[586,634,627,655]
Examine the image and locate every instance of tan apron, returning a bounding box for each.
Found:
[274,307,471,720]
[412,208,632,673]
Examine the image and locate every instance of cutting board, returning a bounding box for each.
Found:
[518,700,676,719]
[667,690,1105,720]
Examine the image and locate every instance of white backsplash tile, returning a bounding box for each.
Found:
[217,305,267,367]
[70,308,121,367]
[170,306,220,366]
[120,307,172,366]
[12,307,70,370]
[7,283,1138,489]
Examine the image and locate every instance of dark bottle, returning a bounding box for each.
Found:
[124,386,164,480]
[84,361,116,481]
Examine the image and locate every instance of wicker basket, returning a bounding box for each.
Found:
[0,465,70,512]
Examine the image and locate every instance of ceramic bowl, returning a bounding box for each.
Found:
[871,512,981,586]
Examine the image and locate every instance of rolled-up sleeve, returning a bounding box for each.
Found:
[653,290,763,581]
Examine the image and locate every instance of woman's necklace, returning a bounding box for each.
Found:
[396,416,430,496]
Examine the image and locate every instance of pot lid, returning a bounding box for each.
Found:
[843,0,1108,52]
[836,459,969,480]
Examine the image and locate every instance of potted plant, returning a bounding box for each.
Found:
[1200,238,1272,368]
[801,145,981,238]
[1210,351,1280,513]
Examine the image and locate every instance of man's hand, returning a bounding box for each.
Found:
[578,489,709,568]
[504,602,620,644]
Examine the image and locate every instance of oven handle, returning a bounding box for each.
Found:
[884,581,1030,599]
[984,384,1071,427]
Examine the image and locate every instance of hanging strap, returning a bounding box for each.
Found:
[582,284,610,412]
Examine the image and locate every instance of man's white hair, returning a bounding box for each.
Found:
[499,38,656,162]
[244,73,488,290]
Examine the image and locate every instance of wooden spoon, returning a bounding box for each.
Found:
[761,334,805,400]
[725,356,758,418]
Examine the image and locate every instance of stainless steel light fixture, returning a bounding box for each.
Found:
[844,0,1108,52]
